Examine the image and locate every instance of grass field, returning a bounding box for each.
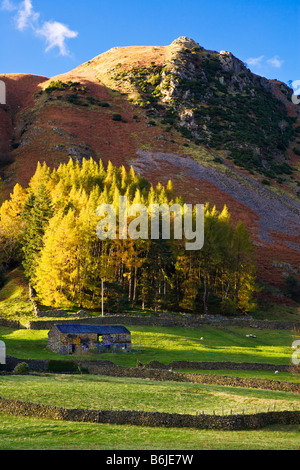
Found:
[0,272,299,450]
[0,324,297,367]
[0,374,299,415]
[0,374,300,450]
[0,323,299,450]
[0,413,299,450]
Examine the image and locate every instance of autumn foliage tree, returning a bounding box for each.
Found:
[0,158,257,314]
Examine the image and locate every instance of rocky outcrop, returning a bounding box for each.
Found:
[170,37,203,50]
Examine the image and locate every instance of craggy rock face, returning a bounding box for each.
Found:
[219,51,244,73]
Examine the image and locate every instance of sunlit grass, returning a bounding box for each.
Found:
[0,413,299,450]
[0,270,33,323]
[0,324,296,367]
[0,374,299,416]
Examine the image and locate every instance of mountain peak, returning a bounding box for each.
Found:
[170,36,202,49]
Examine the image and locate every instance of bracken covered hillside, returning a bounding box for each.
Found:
[0,37,299,303]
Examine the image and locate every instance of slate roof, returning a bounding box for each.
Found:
[54,324,130,335]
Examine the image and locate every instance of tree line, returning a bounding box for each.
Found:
[0,158,257,314]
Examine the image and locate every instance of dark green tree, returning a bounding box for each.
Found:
[21,184,54,280]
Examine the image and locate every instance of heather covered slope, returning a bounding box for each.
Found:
[0,37,299,301]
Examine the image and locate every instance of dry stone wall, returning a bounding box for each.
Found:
[5,356,299,390]
[26,314,300,330]
[84,364,300,393]
[5,356,49,372]
[0,318,22,329]
[0,396,299,430]
[146,360,292,372]
[35,310,89,318]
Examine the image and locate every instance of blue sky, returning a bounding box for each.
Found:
[0,0,299,88]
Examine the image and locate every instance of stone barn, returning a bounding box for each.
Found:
[48,324,131,355]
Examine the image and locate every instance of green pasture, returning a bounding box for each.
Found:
[0,374,299,416]
[0,324,297,367]
[0,273,299,451]
[0,413,299,450]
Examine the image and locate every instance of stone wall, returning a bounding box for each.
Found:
[5,356,299,391]
[84,364,300,393]
[0,396,299,430]
[0,318,22,329]
[35,310,89,318]
[5,356,49,372]
[26,314,300,331]
[145,360,292,372]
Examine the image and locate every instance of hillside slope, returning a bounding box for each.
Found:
[0,37,299,302]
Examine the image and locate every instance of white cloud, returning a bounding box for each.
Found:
[267,55,284,68]
[36,21,78,56]
[245,55,264,68]
[1,0,16,10]
[2,0,78,56]
[245,54,285,71]
[15,0,39,31]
